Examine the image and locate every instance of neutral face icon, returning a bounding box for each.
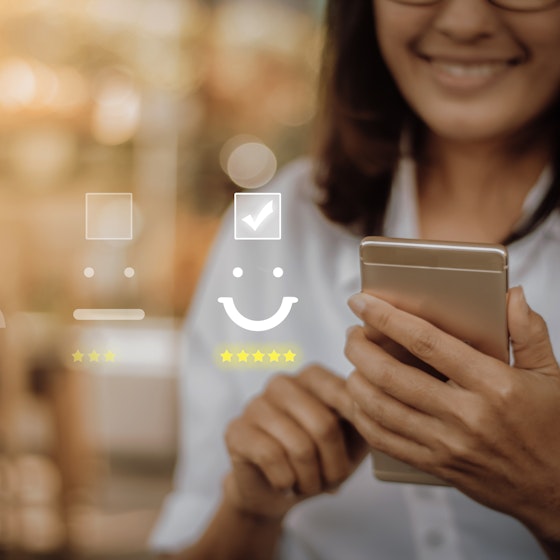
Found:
[75,192,144,321]
[217,266,298,332]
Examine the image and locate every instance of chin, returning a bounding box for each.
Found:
[421,110,525,146]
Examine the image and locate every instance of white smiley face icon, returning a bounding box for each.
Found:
[217,267,298,332]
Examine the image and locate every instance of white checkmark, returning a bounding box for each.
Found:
[241,200,274,231]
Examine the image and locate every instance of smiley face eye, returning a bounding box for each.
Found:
[84,267,136,278]
[233,266,283,278]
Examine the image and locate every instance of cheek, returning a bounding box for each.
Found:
[373,3,431,96]
[375,5,410,66]
[518,22,560,116]
[524,27,560,97]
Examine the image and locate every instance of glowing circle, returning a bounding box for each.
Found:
[124,267,135,278]
[83,267,95,278]
[273,267,284,278]
[233,267,244,278]
[226,141,277,189]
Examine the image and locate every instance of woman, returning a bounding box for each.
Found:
[151,0,560,558]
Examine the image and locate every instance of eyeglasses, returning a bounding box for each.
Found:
[387,0,560,12]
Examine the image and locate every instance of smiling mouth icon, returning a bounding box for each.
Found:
[217,296,298,332]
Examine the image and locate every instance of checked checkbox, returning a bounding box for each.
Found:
[234,193,281,240]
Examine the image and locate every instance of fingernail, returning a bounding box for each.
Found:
[348,293,367,316]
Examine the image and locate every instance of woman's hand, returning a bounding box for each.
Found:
[344,287,560,549]
[223,365,368,521]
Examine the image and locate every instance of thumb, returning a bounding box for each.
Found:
[508,286,559,374]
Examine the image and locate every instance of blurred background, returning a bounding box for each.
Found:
[0,0,324,558]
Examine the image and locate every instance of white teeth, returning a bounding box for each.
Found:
[432,61,507,78]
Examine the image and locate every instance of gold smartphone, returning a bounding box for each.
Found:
[359,236,509,485]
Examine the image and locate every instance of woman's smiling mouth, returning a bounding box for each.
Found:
[419,54,523,91]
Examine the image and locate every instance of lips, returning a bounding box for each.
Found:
[418,54,523,91]
[430,60,512,78]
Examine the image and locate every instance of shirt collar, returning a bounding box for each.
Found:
[383,157,554,240]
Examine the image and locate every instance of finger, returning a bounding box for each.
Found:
[347,370,444,448]
[352,404,434,472]
[297,365,354,422]
[363,322,390,345]
[348,292,502,390]
[225,419,296,492]
[297,366,369,468]
[345,325,457,417]
[508,286,559,375]
[266,374,352,486]
[245,399,322,495]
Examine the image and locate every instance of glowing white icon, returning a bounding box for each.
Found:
[75,192,144,321]
[217,267,298,332]
[242,200,273,231]
[234,193,281,240]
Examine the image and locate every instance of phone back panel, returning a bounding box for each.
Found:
[360,237,509,485]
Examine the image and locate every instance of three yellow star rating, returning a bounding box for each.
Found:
[217,345,300,368]
[72,350,84,362]
[72,350,117,363]
[104,350,116,362]
[88,350,100,362]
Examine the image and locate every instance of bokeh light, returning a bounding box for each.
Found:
[91,67,140,145]
[0,58,37,109]
[51,66,89,114]
[221,136,277,189]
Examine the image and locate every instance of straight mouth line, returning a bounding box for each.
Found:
[73,309,146,321]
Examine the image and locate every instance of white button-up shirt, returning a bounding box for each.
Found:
[151,157,559,559]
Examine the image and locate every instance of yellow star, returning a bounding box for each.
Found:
[283,350,296,362]
[252,350,265,362]
[72,350,84,363]
[237,350,249,362]
[88,350,100,363]
[268,350,280,362]
[221,349,233,362]
[104,351,116,362]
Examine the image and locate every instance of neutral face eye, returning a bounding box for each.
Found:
[233,267,244,278]
[273,267,283,278]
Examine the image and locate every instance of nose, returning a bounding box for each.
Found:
[433,0,502,43]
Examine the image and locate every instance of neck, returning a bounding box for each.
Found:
[415,130,552,243]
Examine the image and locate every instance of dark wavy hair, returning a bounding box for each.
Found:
[313,0,560,244]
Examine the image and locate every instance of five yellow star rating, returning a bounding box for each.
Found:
[218,346,299,367]
[72,350,117,363]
